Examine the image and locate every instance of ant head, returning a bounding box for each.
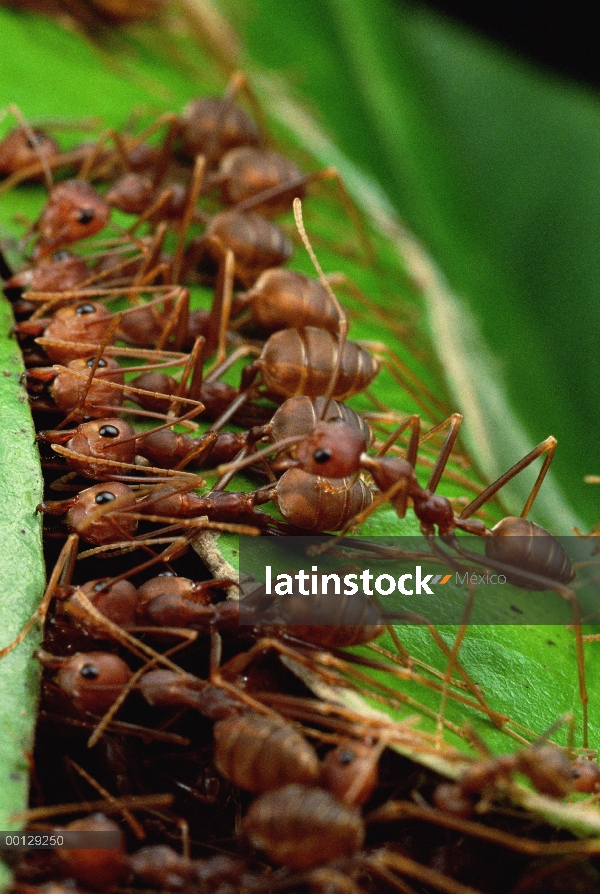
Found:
[65,482,138,545]
[46,650,133,715]
[75,578,138,630]
[50,356,124,418]
[321,738,379,808]
[56,814,126,889]
[36,179,110,257]
[43,302,113,362]
[295,420,366,477]
[0,126,59,176]
[4,250,89,294]
[63,418,137,472]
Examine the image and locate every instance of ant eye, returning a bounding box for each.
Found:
[77,208,95,225]
[76,303,96,315]
[86,358,108,368]
[80,663,100,680]
[337,749,355,765]
[314,449,332,464]
[25,133,44,149]
[93,581,108,592]
[99,425,119,438]
[52,250,71,261]
[94,491,116,505]
[159,571,176,577]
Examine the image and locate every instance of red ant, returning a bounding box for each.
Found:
[38,395,370,488]
[283,414,588,743]
[0,120,60,180]
[18,286,191,361]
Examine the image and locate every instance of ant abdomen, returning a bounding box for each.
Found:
[273,468,372,532]
[254,327,379,401]
[213,712,320,793]
[283,624,385,650]
[218,148,304,216]
[198,210,294,284]
[485,517,575,589]
[238,268,342,334]
[180,97,260,164]
[242,784,365,869]
[270,396,371,447]
[277,586,383,641]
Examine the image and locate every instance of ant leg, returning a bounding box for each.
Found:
[112,112,179,187]
[154,287,190,352]
[172,154,206,282]
[365,341,451,422]
[66,758,146,839]
[203,248,235,362]
[131,221,169,287]
[310,166,376,265]
[293,198,348,415]
[421,413,464,493]
[76,126,121,181]
[203,344,262,431]
[128,186,177,235]
[226,71,270,146]
[459,436,557,520]
[375,413,421,464]
[173,335,206,412]
[87,637,196,749]
[436,580,477,747]
[0,533,78,659]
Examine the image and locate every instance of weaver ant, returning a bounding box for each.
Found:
[284,413,588,741]
[0,108,101,203]
[433,730,578,819]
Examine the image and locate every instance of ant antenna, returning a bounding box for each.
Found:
[293,197,348,420]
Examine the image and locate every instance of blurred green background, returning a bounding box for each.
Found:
[234,0,600,531]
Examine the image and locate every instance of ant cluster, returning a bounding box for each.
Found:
[1,79,599,894]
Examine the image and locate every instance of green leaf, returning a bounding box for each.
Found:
[0,296,45,887]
